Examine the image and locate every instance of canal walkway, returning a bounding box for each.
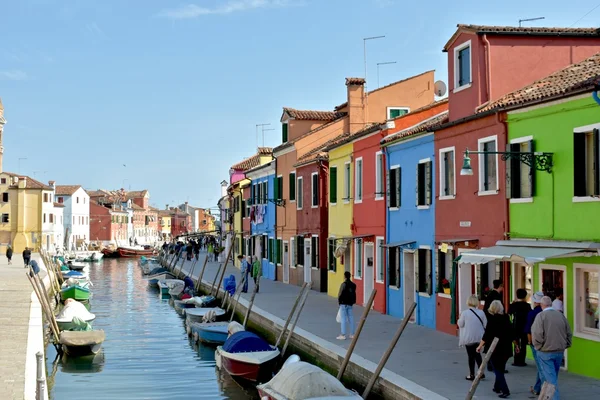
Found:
[0,254,47,400]
[170,252,600,400]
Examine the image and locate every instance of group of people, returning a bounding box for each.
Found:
[237,255,262,293]
[458,280,571,399]
[4,245,31,267]
[162,236,222,262]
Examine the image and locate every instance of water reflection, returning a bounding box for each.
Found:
[47,258,255,400]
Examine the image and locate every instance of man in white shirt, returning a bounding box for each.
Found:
[552,288,564,313]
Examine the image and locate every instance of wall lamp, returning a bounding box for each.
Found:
[460,149,554,176]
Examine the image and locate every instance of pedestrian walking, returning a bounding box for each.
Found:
[525,291,545,396]
[531,296,572,400]
[483,279,504,372]
[238,255,250,293]
[23,247,31,267]
[6,245,13,265]
[208,243,214,261]
[476,300,518,398]
[458,295,487,380]
[508,288,532,367]
[336,271,356,340]
[252,256,261,293]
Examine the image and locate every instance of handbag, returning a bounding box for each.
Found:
[336,307,342,323]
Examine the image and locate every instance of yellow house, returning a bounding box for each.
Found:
[158,210,172,240]
[326,142,354,296]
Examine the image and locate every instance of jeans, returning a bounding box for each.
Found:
[530,345,543,393]
[339,305,355,336]
[536,351,563,400]
[242,271,249,292]
[465,343,482,376]
[490,358,509,395]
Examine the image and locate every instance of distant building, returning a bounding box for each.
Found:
[55,185,90,250]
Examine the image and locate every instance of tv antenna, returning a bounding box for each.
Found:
[256,123,270,148]
[377,61,396,88]
[519,17,545,27]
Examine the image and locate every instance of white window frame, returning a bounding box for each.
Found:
[311,172,319,208]
[297,176,303,210]
[509,135,535,203]
[439,146,456,200]
[355,157,363,204]
[375,151,384,201]
[386,107,410,120]
[477,135,499,196]
[354,239,363,280]
[344,161,351,203]
[453,40,472,93]
[574,263,600,342]
[572,122,600,203]
[375,236,384,283]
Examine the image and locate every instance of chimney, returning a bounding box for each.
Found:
[345,77,366,134]
[18,176,26,189]
[48,180,55,188]
[165,204,169,210]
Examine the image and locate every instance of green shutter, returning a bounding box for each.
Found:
[282,123,288,143]
[329,167,337,203]
[273,177,279,201]
[269,238,274,262]
[289,173,296,201]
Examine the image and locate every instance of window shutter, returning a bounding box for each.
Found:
[425,161,432,205]
[414,249,420,292]
[505,143,513,199]
[457,51,463,86]
[330,167,337,203]
[397,167,402,207]
[274,177,279,201]
[386,169,391,208]
[574,132,587,196]
[594,129,600,196]
[435,250,441,293]
[427,251,433,295]
[395,248,401,288]
[529,140,536,197]
[282,124,288,143]
[416,166,420,206]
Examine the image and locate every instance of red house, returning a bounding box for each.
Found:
[170,210,191,238]
[434,24,600,335]
[88,191,128,243]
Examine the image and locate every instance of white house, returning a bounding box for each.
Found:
[177,202,200,232]
[41,181,56,251]
[55,185,90,250]
[53,200,65,252]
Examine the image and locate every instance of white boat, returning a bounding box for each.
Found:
[185,307,226,323]
[146,272,176,287]
[55,300,95,330]
[68,262,87,271]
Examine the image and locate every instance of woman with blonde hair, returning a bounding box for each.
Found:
[458,295,487,380]
[477,300,518,398]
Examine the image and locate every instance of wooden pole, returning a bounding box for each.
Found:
[195,255,210,293]
[465,337,500,400]
[209,263,222,296]
[275,283,309,348]
[188,257,199,279]
[281,286,309,358]
[34,272,61,336]
[362,302,417,399]
[229,273,247,322]
[27,273,60,343]
[337,289,377,381]
[214,244,233,298]
[243,275,261,328]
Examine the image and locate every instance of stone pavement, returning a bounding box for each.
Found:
[167,252,600,400]
[0,254,45,400]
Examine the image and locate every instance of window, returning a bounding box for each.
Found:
[344,162,351,201]
[73,216,75,224]
[311,172,319,207]
[311,236,318,268]
[436,249,453,293]
[262,182,268,204]
[57,196,63,203]
[83,197,86,204]
[330,166,337,204]
[454,41,471,90]
[376,237,384,282]
[387,166,401,208]
[76,197,79,204]
[297,177,303,209]
[439,147,455,198]
[506,139,535,199]
[478,136,498,193]
[417,160,432,207]
[2,213,8,223]
[575,266,599,337]
[277,238,283,264]
[43,193,48,202]
[476,263,493,301]
[43,214,46,223]
[354,239,363,278]
[289,172,296,201]
[241,199,246,218]
[256,183,262,205]
[268,238,275,263]
[296,236,305,266]
[574,129,600,197]
[387,107,410,119]
[328,239,336,271]
[387,247,400,287]
[50,214,54,223]
[275,175,283,201]
[1,192,8,202]
[282,123,288,143]
[375,152,384,199]
[0,178,5,184]
[417,248,432,294]
[355,158,363,202]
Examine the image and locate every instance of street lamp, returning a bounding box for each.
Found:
[460,148,554,176]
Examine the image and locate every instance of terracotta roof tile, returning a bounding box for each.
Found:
[479,52,600,112]
[283,107,345,121]
[125,190,148,199]
[9,175,53,190]
[131,203,144,211]
[381,111,449,145]
[345,77,366,86]
[257,147,273,154]
[55,185,82,195]
[231,148,273,171]
[295,132,353,166]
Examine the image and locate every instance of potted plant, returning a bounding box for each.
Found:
[442,278,450,294]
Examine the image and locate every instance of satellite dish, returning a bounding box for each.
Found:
[434,80,447,97]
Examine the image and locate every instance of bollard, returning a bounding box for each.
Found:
[36,351,45,400]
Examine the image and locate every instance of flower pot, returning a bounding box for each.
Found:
[443,288,451,294]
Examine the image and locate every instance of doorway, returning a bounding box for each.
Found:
[304,238,312,283]
[403,250,416,322]
[512,263,533,300]
[364,243,374,306]
[540,263,568,368]
[283,241,289,284]
[344,246,351,273]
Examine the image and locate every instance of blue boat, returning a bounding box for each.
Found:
[189,321,229,345]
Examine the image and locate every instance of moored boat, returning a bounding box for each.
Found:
[59,330,105,356]
[188,321,244,345]
[118,246,155,258]
[55,300,96,331]
[146,272,176,287]
[68,262,87,271]
[257,360,362,399]
[216,331,280,383]
[185,307,226,324]
[101,248,119,258]
[60,285,91,302]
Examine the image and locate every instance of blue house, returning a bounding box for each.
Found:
[381,122,437,329]
[246,160,277,281]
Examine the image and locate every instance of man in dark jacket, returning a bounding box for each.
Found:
[337,271,356,340]
[508,288,532,366]
[23,247,31,268]
[483,279,503,371]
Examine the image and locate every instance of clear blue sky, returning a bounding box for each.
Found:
[1,0,598,209]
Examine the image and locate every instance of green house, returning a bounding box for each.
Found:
[459,53,600,379]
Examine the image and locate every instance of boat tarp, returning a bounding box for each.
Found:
[56,301,94,321]
[259,361,355,398]
[148,267,168,275]
[59,330,106,346]
[223,331,272,353]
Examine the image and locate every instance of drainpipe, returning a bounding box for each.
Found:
[483,34,492,103]
[593,89,600,106]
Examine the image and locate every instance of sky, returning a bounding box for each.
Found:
[1,0,599,210]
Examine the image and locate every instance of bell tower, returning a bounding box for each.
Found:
[0,98,5,173]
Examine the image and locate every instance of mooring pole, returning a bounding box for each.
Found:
[35,351,45,400]
[465,337,500,400]
[280,286,310,358]
[275,283,308,348]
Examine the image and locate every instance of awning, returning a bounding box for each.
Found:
[381,240,416,248]
[435,238,478,245]
[458,246,588,265]
[335,234,374,241]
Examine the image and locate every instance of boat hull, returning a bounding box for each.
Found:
[189,322,228,345]
[218,347,280,383]
[60,286,90,302]
[118,247,155,258]
[56,316,96,331]
[62,343,103,357]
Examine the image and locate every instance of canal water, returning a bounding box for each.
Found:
[46,258,258,400]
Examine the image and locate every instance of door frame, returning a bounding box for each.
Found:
[304,238,312,283]
[456,248,471,315]
[283,240,289,284]
[364,242,374,306]
[539,263,568,370]
[403,249,416,322]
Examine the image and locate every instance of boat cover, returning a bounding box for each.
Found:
[149,267,168,275]
[56,300,95,321]
[222,331,272,353]
[63,270,85,278]
[258,361,358,399]
[227,321,244,335]
[59,330,106,346]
